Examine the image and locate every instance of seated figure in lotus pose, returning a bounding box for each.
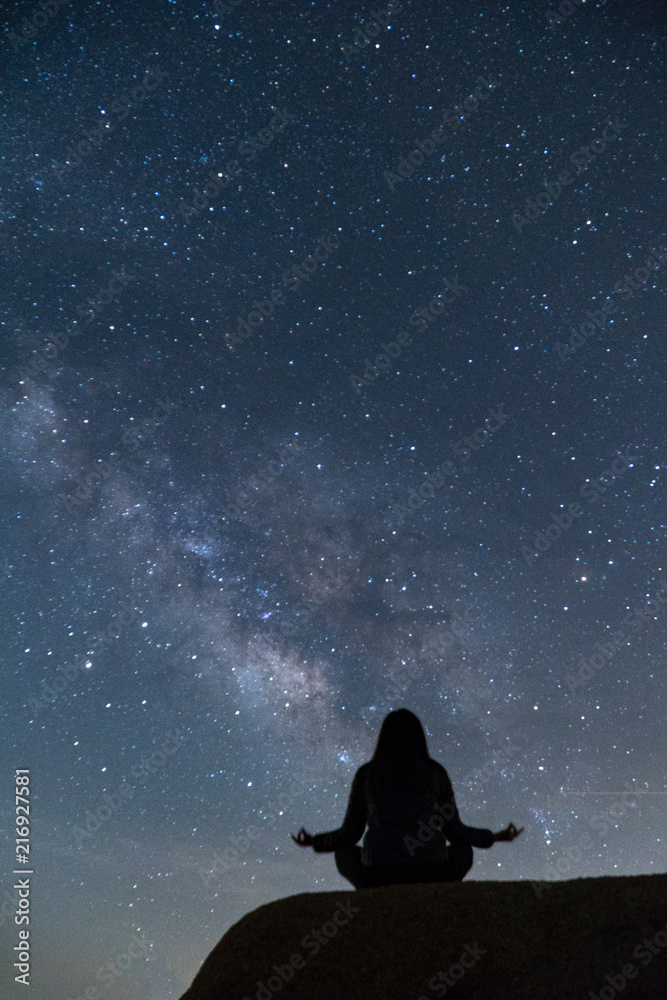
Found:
[292,708,522,889]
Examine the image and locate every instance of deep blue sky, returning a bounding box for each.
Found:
[1,1,665,997]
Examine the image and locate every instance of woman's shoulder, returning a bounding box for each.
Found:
[355,761,372,782]
[427,758,454,791]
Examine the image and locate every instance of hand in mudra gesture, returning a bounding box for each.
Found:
[493,822,524,842]
[291,827,314,848]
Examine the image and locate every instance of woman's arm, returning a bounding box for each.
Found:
[432,762,495,848]
[304,765,368,853]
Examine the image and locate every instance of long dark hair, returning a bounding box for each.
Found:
[367,708,437,797]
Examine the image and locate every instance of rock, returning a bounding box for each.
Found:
[179,873,667,1000]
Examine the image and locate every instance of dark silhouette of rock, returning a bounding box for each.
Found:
[179,872,667,1000]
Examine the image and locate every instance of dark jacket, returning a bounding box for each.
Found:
[311,758,494,866]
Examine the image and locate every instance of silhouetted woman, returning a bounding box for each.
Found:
[292,708,522,889]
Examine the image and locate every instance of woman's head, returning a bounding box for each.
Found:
[368,708,431,792]
[371,708,430,763]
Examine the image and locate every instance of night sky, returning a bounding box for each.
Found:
[1,1,666,997]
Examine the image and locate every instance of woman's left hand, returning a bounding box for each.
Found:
[291,827,314,848]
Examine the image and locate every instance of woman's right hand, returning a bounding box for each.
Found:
[291,827,314,848]
[493,822,524,842]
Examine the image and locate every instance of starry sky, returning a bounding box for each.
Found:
[1,1,666,997]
